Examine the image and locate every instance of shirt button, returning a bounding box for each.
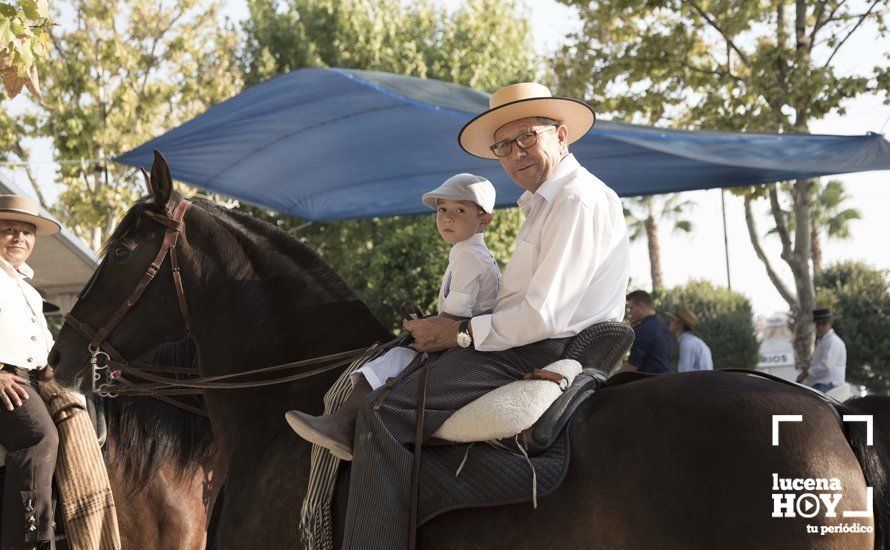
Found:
[31,317,36,323]
[30,336,36,341]
[26,357,33,363]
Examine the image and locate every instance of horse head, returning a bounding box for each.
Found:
[49,151,194,391]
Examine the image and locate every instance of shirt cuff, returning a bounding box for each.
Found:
[469,314,493,348]
[441,290,474,318]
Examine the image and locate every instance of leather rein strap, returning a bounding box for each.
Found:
[62,198,375,416]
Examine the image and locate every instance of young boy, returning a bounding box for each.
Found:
[286,173,500,460]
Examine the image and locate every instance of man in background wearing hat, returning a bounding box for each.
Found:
[341,83,629,549]
[0,195,60,549]
[798,308,847,392]
[668,308,713,372]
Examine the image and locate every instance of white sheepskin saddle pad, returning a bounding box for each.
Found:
[433,359,582,443]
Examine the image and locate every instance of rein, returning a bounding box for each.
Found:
[63,197,389,416]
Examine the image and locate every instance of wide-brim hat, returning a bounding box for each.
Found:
[0,195,60,236]
[458,82,596,160]
[813,308,834,322]
[422,173,496,213]
[670,308,699,331]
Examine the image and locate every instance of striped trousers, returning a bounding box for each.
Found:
[342,337,570,550]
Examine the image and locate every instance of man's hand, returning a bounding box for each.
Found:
[403,316,462,352]
[0,370,29,411]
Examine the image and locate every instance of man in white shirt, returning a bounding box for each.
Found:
[341,83,629,550]
[0,194,60,549]
[799,308,847,392]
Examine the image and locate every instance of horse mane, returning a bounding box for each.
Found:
[105,336,216,491]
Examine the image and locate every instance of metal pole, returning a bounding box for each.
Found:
[721,188,732,290]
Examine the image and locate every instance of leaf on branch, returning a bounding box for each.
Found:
[20,0,48,21]
[0,3,16,18]
[1,63,23,98]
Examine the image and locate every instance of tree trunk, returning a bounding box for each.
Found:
[811,226,822,274]
[646,215,663,291]
[788,179,816,372]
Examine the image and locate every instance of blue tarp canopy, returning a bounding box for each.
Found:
[116,68,890,222]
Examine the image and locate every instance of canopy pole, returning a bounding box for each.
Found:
[721,188,732,290]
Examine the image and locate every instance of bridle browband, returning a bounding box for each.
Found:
[62,198,378,417]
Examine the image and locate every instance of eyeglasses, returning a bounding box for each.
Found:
[489,126,557,158]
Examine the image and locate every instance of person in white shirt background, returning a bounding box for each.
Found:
[340,82,630,550]
[798,308,847,393]
[285,174,501,461]
[0,194,60,550]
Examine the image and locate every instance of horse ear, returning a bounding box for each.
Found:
[140,167,151,194]
[149,149,174,210]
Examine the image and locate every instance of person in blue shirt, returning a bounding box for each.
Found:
[668,307,714,372]
[623,290,673,374]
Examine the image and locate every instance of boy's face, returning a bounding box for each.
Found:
[435,198,492,245]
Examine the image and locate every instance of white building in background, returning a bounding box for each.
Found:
[757,313,797,382]
[0,173,98,318]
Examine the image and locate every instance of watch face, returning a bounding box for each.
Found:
[457,331,472,348]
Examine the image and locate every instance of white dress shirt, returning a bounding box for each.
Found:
[677,331,713,372]
[0,257,54,370]
[437,233,500,318]
[470,154,630,352]
[807,329,847,386]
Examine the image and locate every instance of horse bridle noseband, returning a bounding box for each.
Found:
[61,197,377,416]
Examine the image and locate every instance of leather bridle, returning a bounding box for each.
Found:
[60,198,379,416]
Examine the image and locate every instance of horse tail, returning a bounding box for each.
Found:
[838,403,890,550]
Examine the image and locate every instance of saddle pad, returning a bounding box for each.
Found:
[434,360,582,443]
[418,425,572,526]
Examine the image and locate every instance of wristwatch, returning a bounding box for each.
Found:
[456,319,473,348]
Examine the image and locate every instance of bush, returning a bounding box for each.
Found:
[816,261,890,392]
[655,280,760,370]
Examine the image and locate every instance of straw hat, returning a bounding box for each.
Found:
[458,82,595,159]
[0,195,60,236]
[670,308,699,331]
[422,173,496,213]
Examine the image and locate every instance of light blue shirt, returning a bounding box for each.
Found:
[677,331,713,372]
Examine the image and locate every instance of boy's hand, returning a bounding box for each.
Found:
[0,370,30,411]
[403,317,461,352]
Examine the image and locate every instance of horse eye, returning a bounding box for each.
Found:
[111,246,131,262]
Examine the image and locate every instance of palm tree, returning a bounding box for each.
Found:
[811,180,861,273]
[624,194,695,291]
[766,180,861,273]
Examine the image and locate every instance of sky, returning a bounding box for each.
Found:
[6,0,889,318]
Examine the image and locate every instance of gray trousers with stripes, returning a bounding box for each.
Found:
[342,337,570,550]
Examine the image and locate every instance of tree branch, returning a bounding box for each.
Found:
[682,0,749,66]
[811,0,848,40]
[768,185,794,262]
[744,194,797,307]
[823,0,882,68]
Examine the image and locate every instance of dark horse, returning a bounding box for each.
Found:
[48,153,885,548]
[0,337,222,549]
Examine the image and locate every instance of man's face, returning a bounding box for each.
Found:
[626,300,650,324]
[435,198,492,245]
[0,220,36,268]
[815,320,832,337]
[493,118,568,193]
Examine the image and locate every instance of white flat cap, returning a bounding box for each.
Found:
[422,173,496,213]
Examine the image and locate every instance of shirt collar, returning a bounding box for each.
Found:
[0,256,33,279]
[516,154,581,215]
[450,232,485,260]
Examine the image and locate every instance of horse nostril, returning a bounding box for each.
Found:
[47,349,60,368]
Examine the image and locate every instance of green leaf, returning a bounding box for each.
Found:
[0,3,16,18]
[20,0,47,21]
[0,18,13,46]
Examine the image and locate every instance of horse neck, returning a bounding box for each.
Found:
[179,205,388,436]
